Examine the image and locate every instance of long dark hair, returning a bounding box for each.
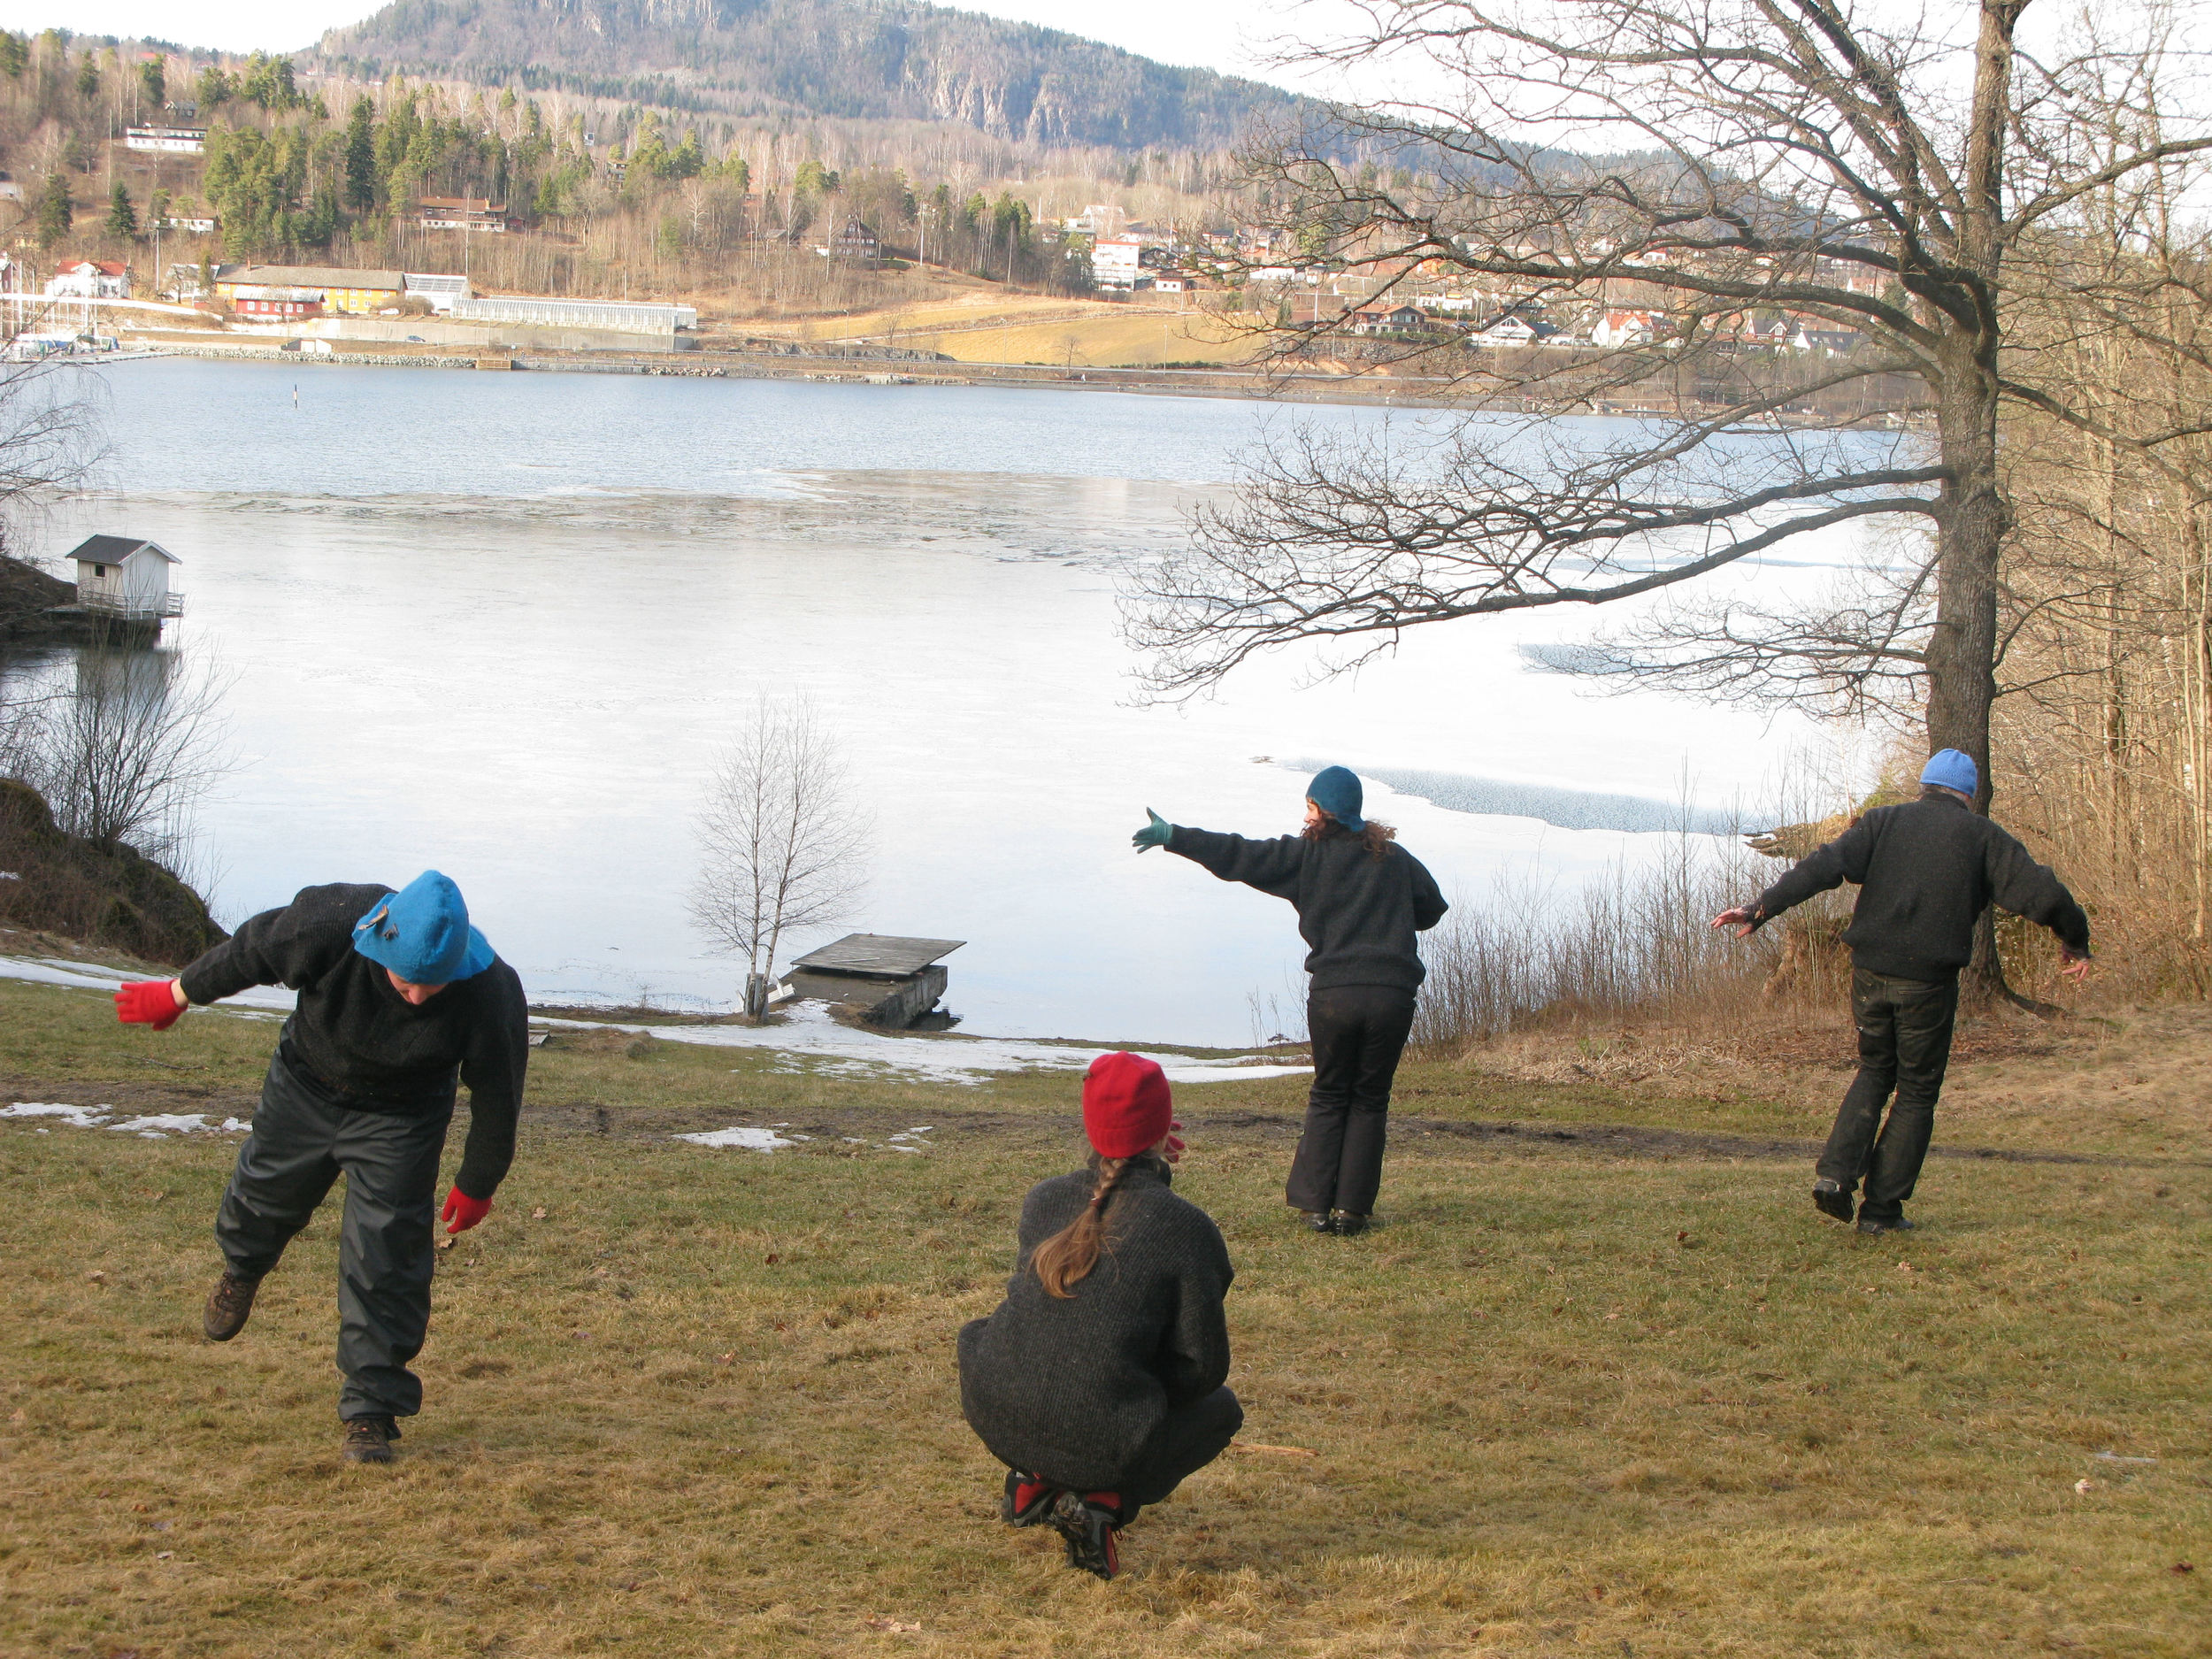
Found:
[1303,814,1398,858]
[1031,1156,1139,1298]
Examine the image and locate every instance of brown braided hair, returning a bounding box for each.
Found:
[1032,1156,1138,1297]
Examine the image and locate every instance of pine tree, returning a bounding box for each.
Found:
[138,55,164,109]
[74,53,98,100]
[0,32,27,80]
[343,96,378,212]
[105,182,137,240]
[36,172,73,250]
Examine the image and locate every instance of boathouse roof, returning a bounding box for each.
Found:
[790,934,965,979]
[68,534,179,565]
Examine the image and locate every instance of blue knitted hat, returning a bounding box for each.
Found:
[352,871,495,985]
[1921,749,1978,797]
[1307,764,1366,832]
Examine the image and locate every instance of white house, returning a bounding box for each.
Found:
[48,261,132,300]
[126,126,208,155]
[70,535,182,619]
[1091,237,1145,289]
[1591,309,1661,348]
[1471,311,1561,346]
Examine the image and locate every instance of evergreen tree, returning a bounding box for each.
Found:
[36,172,73,250]
[0,33,29,81]
[74,53,98,100]
[138,55,164,108]
[105,181,137,240]
[343,96,378,212]
[197,66,232,109]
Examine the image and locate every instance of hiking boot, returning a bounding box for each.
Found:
[202,1271,262,1342]
[1329,1210,1371,1237]
[1812,1179,1855,1224]
[1301,1210,1335,1234]
[1048,1488,1119,1579]
[1856,1215,1916,1234]
[1001,1470,1056,1527]
[341,1415,400,1464]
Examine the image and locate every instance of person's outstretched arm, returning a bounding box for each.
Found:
[1984,826,2093,979]
[178,887,357,1003]
[1714,817,1878,936]
[452,965,531,1202]
[1408,852,1449,931]
[1157,824,1304,901]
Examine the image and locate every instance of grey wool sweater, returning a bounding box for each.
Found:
[957,1158,1234,1489]
[1166,824,1448,993]
[179,882,529,1199]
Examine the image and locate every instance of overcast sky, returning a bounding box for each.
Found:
[0,0,1325,86]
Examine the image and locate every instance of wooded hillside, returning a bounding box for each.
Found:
[316,0,1305,151]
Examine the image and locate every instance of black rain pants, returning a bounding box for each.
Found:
[1816,967,1961,1223]
[215,1047,451,1421]
[1286,984,1418,1217]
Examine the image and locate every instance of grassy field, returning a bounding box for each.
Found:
[738,289,1261,367]
[2,973,2206,1657]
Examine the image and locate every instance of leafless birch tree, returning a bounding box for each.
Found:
[687,695,871,1018]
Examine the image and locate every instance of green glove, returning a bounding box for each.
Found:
[1132,809,1172,853]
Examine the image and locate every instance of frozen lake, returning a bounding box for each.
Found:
[15,358,1847,1044]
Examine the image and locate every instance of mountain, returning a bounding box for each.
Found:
[316,0,1308,151]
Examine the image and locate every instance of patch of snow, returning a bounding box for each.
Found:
[4,1102,110,1128]
[3,1102,249,1137]
[674,1125,799,1152]
[538,999,1308,1087]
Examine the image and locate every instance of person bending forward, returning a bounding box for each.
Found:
[114,871,528,1463]
[1715,751,2092,1233]
[1133,765,1448,1233]
[958,1052,1241,1580]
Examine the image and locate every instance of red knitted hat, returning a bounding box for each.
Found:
[1082,1051,1174,1158]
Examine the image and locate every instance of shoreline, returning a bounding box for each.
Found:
[108,335,1889,423]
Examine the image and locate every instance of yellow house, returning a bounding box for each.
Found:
[213,265,406,316]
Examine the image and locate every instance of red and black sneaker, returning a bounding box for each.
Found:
[1001,1470,1056,1527]
[1049,1489,1121,1579]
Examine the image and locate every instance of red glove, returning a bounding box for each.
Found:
[116,979,186,1031]
[442,1187,493,1234]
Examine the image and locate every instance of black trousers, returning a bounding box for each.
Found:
[215,1048,452,1420]
[1286,984,1418,1216]
[1816,967,1960,1223]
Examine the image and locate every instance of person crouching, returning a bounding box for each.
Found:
[957,1051,1241,1580]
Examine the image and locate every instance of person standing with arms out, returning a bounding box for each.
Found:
[113,871,528,1463]
[1714,750,2092,1234]
[958,1051,1239,1580]
[1133,766,1448,1235]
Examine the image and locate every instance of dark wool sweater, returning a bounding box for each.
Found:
[1754,793,2092,981]
[1167,825,1448,992]
[179,882,529,1199]
[957,1159,1234,1489]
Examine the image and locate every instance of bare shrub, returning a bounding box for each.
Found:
[688,695,870,1017]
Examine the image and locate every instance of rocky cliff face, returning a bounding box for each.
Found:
[319,0,1303,150]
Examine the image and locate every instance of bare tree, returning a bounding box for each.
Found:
[687,695,871,1018]
[10,627,235,860]
[1125,0,2210,996]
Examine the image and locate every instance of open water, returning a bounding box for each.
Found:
[16,357,1853,1043]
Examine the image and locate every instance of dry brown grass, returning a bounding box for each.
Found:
[2,974,2206,1658]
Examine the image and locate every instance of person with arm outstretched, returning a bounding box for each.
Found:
[114,870,527,1463]
[1134,765,1448,1235]
[1713,750,2091,1233]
